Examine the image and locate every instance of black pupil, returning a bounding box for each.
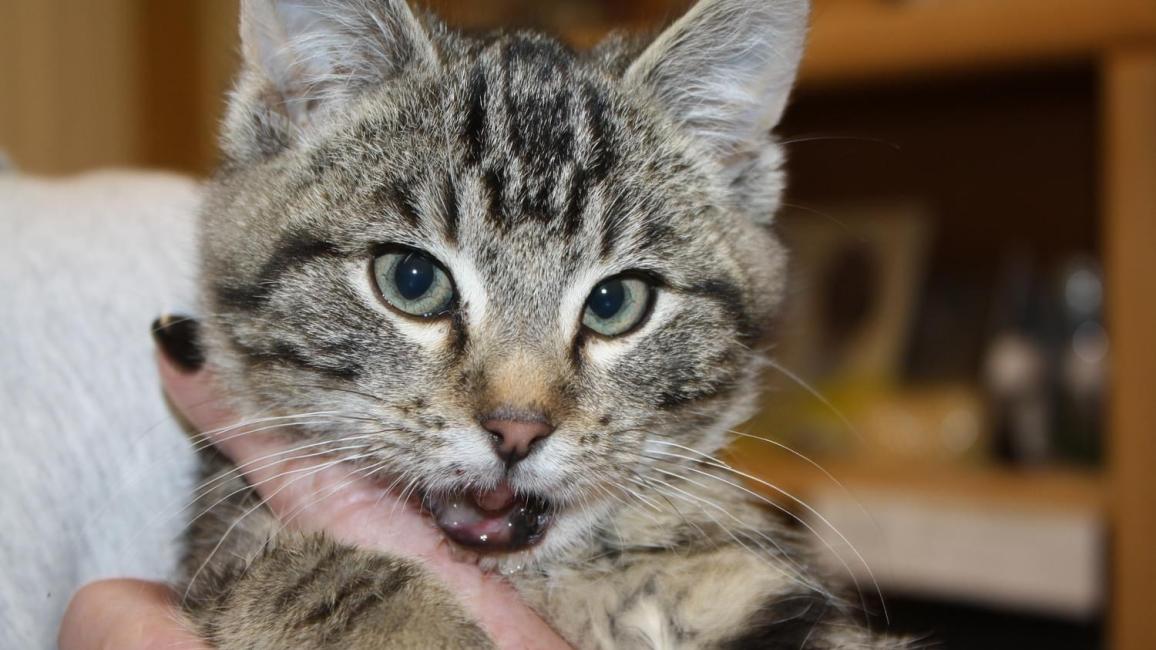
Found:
[394,253,436,301]
[588,279,626,320]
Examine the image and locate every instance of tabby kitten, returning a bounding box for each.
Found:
[184,0,902,647]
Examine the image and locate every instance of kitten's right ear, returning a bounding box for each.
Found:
[224,0,438,162]
[626,0,808,160]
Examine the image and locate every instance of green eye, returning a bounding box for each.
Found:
[582,275,654,337]
[372,248,455,318]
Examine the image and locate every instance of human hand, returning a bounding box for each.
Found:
[60,318,569,650]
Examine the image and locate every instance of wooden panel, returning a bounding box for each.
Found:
[802,0,1156,86]
[730,445,1106,514]
[0,0,142,174]
[562,0,1156,82]
[1103,47,1156,650]
[137,1,238,175]
[194,1,241,174]
[138,2,203,172]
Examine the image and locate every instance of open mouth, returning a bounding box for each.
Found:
[425,482,554,553]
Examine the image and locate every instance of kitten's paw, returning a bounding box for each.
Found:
[186,533,494,650]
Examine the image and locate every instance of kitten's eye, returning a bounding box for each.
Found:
[372,248,455,318]
[582,275,654,337]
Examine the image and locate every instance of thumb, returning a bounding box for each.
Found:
[60,579,207,650]
[153,315,271,462]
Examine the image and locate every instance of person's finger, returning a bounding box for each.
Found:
[156,345,260,459]
[59,579,207,650]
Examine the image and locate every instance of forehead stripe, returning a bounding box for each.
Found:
[440,175,460,245]
[482,168,507,227]
[581,81,616,179]
[375,180,422,228]
[463,63,488,165]
[562,166,589,237]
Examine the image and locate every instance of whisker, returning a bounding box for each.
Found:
[634,473,826,596]
[186,413,377,450]
[779,201,860,235]
[639,465,806,564]
[180,449,375,534]
[163,439,385,527]
[762,358,863,444]
[779,133,901,150]
[391,474,424,521]
[644,445,887,624]
[727,429,885,539]
[619,445,823,587]
[183,432,395,505]
[180,456,356,605]
[277,459,390,529]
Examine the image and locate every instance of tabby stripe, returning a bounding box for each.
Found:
[299,572,378,627]
[448,305,470,358]
[686,277,758,340]
[483,168,506,226]
[719,591,833,650]
[236,339,361,381]
[381,180,422,228]
[582,81,615,179]
[440,175,460,244]
[275,546,343,610]
[563,165,588,237]
[463,64,488,165]
[213,236,340,311]
[599,192,627,259]
[334,567,411,637]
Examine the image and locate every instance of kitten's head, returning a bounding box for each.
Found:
[200,0,807,564]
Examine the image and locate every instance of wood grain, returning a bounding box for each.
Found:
[801,0,1156,86]
[1103,46,1156,650]
[0,0,141,174]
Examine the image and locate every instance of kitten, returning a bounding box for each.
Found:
[182,0,904,647]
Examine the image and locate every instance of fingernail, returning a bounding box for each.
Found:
[151,314,204,373]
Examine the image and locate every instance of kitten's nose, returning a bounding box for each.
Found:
[483,416,554,466]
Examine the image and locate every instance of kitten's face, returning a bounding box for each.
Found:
[200,0,804,564]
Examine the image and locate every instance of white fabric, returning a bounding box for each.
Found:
[0,170,201,648]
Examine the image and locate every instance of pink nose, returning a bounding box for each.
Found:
[483,417,554,465]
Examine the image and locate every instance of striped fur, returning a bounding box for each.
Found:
[185,0,906,647]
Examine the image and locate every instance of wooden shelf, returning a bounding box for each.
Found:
[801,0,1156,86]
[567,0,1156,87]
[727,441,1108,515]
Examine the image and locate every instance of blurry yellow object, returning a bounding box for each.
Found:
[741,381,987,465]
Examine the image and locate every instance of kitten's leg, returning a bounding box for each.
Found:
[180,452,493,649]
[525,544,902,650]
[184,531,494,650]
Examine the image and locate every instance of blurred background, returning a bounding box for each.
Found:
[2,0,1153,648]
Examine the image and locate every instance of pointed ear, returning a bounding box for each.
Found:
[626,0,807,160]
[225,0,437,160]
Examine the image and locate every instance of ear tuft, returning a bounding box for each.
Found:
[627,0,808,159]
[225,0,437,160]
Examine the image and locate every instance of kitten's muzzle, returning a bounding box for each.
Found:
[426,482,553,553]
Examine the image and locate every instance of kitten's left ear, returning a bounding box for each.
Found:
[626,0,808,162]
[226,0,438,161]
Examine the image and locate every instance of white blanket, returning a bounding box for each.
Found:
[0,170,201,648]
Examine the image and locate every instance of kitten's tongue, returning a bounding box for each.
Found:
[475,482,516,511]
[429,483,552,552]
